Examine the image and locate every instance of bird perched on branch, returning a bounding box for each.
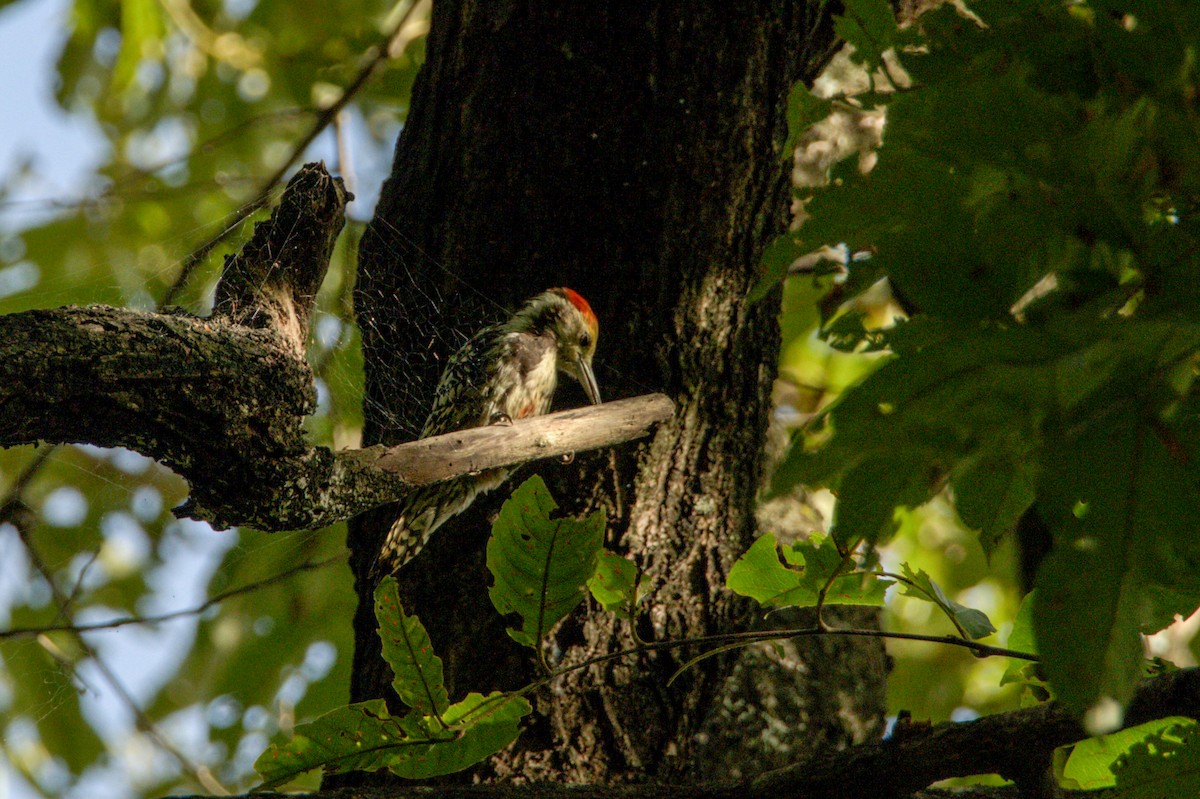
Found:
[373,287,602,577]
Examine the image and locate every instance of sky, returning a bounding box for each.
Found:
[0,0,108,227]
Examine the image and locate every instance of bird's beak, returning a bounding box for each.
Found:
[577,357,602,405]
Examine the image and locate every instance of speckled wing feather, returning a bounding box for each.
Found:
[419,325,502,437]
[373,325,508,577]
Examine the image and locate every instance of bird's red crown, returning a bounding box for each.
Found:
[552,287,598,330]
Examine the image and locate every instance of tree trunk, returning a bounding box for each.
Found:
[346,1,866,784]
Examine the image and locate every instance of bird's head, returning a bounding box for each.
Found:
[519,288,601,405]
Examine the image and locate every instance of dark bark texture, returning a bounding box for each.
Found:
[348,0,858,785]
[0,164,368,531]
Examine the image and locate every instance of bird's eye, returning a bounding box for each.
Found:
[580,333,591,349]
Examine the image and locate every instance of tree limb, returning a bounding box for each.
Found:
[746,665,1200,799]
[373,394,677,484]
[170,667,1200,799]
[0,162,674,531]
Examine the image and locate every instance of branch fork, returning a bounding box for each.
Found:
[0,163,674,532]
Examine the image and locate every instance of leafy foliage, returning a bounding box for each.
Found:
[255,579,531,786]
[487,475,606,649]
[375,577,450,717]
[258,480,641,781]
[0,0,416,792]
[762,0,1200,717]
[727,532,889,609]
[254,691,532,785]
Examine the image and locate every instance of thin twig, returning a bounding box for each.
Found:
[462,624,1038,725]
[455,623,1037,729]
[0,556,344,640]
[0,445,55,524]
[161,0,427,305]
[14,524,230,795]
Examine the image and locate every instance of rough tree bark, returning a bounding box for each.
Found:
[347,0,878,785]
[0,162,668,533]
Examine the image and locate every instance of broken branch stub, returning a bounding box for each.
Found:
[212,162,352,355]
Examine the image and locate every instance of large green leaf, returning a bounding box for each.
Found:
[256,585,534,787]
[1000,591,1041,688]
[254,691,532,787]
[951,452,1037,556]
[834,0,902,74]
[1033,413,1200,713]
[1111,719,1200,798]
[375,577,449,717]
[386,692,530,780]
[254,699,409,787]
[487,476,606,648]
[1057,718,1198,791]
[255,664,530,788]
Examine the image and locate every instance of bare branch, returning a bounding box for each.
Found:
[178,394,674,530]
[373,393,676,483]
[0,556,343,640]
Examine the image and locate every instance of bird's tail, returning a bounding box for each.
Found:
[370,476,482,579]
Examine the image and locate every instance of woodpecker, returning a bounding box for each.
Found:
[373,288,602,577]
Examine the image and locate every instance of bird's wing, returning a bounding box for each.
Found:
[419,326,502,438]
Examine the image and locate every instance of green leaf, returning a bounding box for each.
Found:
[587,550,645,618]
[783,82,834,161]
[727,532,888,609]
[1057,718,1198,791]
[1112,718,1200,798]
[254,699,414,788]
[487,476,606,647]
[375,577,450,717]
[728,533,814,608]
[951,452,1038,555]
[900,564,996,640]
[1033,412,1200,712]
[832,455,931,546]
[1000,591,1040,687]
[253,692,532,787]
[388,692,531,780]
[835,0,899,72]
